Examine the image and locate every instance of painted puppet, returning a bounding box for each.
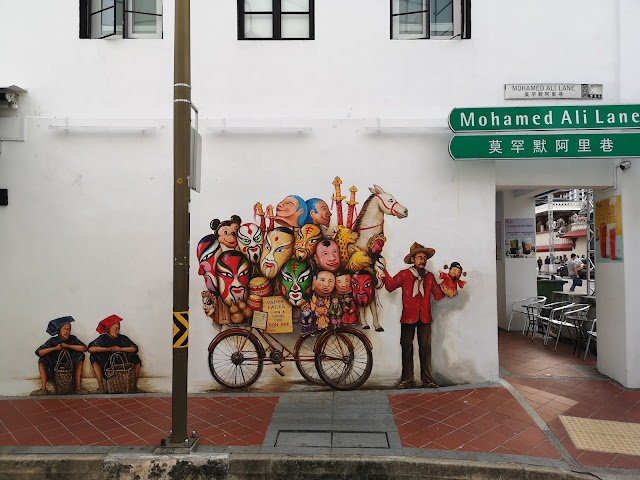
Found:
[352,269,383,332]
[439,262,467,298]
[311,271,335,330]
[197,234,221,294]
[294,224,322,261]
[313,239,341,273]
[210,215,242,252]
[335,270,357,325]
[280,259,313,307]
[275,195,308,229]
[237,223,264,264]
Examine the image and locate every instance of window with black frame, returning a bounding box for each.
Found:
[390,0,470,40]
[238,0,314,40]
[80,0,163,39]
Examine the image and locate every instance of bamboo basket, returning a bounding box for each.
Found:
[105,352,136,394]
[54,349,74,395]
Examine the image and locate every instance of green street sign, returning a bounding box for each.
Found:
[449,105,640,132]
[449,132,640,160]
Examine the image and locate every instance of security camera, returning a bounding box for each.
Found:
[619,161,631,171]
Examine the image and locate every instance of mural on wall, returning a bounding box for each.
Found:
[198,177,468,391]
[595,195,624,263]
[30,315,141,395]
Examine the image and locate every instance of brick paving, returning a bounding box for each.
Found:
[0,329,638,473]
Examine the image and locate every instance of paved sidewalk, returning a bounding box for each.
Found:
[1,330,639,479]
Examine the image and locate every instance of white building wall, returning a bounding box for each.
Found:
[1,0,638,393]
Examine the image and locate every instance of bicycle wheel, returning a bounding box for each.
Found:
[315,327,373,391]
[294,333,323,385]
[208,330,264,389]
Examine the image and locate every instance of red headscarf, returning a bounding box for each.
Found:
[96,314,123,334]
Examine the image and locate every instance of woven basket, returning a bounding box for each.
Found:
[54,349,74,395]
[105,352,136,394]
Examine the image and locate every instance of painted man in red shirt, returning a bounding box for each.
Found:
[384,242,445,389]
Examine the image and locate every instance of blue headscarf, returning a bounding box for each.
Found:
[46,316,75,336]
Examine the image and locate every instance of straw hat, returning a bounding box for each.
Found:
[403,242,436,264]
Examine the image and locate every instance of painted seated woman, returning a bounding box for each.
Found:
[31,316,88,396]
[88,315,141,394]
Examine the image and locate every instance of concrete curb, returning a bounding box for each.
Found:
[0,453,595,480]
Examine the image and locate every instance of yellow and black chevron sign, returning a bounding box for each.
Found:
[173,311,189,348]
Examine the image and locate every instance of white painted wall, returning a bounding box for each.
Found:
[496,191,537,332]
[1,0,638,393]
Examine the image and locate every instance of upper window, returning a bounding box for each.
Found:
[80,0,163,39]
[391,0,470,40]
[238,0,315,40]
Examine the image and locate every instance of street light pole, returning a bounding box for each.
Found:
[171,0,191,446]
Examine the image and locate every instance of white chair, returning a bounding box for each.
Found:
[532,301,575,342]
[584,319,597,360]
[545,304,590,350]
[508,296,546,332]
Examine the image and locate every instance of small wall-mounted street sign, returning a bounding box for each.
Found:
[504,83,603,100]
[449,132,640,160]
[449,105,640,132]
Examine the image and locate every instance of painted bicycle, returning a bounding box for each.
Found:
[207,324,373,391]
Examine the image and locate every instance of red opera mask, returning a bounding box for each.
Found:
[314,239,341,273]
[351,270,375,307]
[259,227,294,279]
[197,234,221,293]
[215,251,250,306]
[294,224,322,261]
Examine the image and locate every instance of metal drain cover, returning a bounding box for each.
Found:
[275,431,389,448]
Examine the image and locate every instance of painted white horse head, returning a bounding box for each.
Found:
[367,185,408,219]
[352,185,408,253]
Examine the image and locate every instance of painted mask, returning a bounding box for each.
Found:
[275,195,308,228]
[280,259,313,307]
[217,222,240,251]
[237,223,263,264]
[259,227,294,279]
[334,271,352,295]
[312,270,336,297]
[313,239,341,273]
[351,270,375,307]
[201,291,218,319]
[197,234,221,293]
[306,198,332,226]
[294,224,322,261]
[215,251,250,306]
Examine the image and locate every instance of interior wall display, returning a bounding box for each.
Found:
[197,178,468,391]
[595,195,624,263]
[504,218,536,258]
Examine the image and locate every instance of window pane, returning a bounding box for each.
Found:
[244,0,272,12]
[132,12,158,33]
[131,0,158,14]
[398,0,425,14]
[281,14,309,38]
[399,12,425,34]
[244,14,273,38]
[281,0,309,13]
[431,0,453,36]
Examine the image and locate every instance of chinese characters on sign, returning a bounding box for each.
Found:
[504,218,536,259]
[449,133,640,160]
[504,83,603,100]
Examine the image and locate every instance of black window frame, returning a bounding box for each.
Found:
[390,0,471,40]
[238,0,315,41]
[80,0,163,39]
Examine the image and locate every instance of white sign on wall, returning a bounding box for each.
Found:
[504,83,603,100]
[504,218,536,259]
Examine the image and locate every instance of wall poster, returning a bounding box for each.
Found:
[595,195,623,263]
[504,218,536,259]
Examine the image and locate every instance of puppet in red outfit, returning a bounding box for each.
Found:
[384,242,444,390]
[438,262,467,298]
